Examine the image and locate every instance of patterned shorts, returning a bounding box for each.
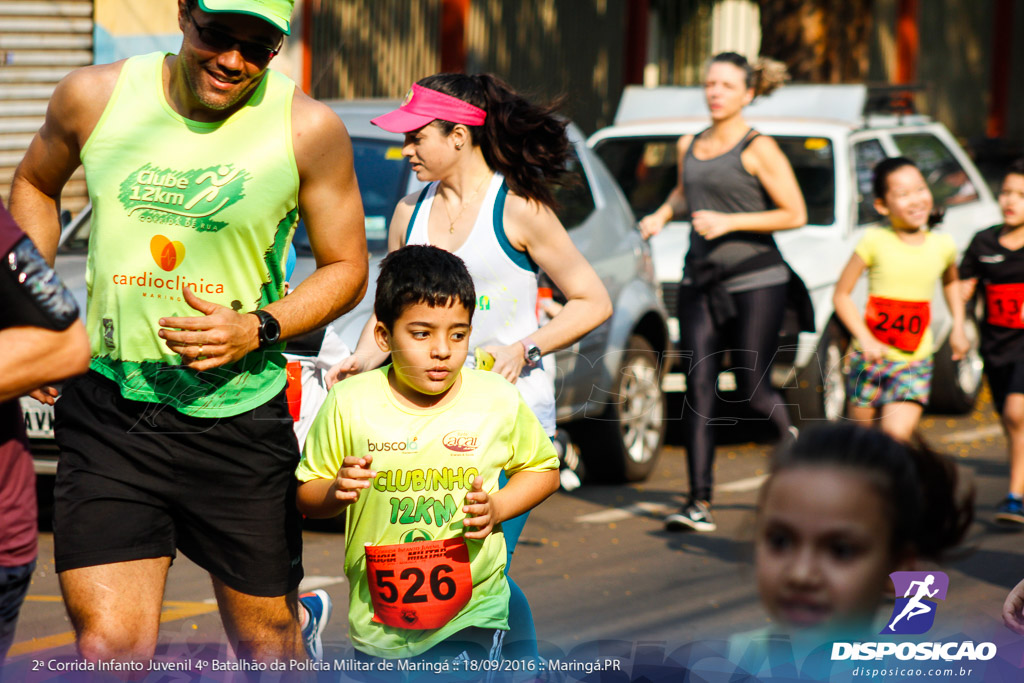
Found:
[846,349,934,408]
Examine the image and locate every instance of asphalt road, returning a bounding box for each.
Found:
[7,388,1024,681]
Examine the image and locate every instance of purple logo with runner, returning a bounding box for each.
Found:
[882,571,949,635]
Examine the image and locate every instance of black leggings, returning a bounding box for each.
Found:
[677,282,792,502]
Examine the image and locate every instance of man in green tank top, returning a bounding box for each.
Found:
[10,0,367,666]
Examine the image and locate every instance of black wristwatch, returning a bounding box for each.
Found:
[250,309,281,349]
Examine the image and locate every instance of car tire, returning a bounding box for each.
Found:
[929,315,983,414]
[573,335,666,482]
[787,320,849,426]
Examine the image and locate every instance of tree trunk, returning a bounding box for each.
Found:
[757,0,874,83]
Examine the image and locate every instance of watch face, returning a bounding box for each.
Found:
[526,345,542,363]
[264,317,281,344]
[257,311,281,346]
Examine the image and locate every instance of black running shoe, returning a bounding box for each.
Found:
[664,500,716,532]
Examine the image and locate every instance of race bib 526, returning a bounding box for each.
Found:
[365,537,472,630]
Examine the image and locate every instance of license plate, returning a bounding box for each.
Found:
[19,396,54,439]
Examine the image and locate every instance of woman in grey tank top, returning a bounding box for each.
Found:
[639,53,807,533]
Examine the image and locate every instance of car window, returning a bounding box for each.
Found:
[775,136,835,226]
[854,138,887,225]
[892,132,979,208]
[594,134,836,226]
[551,149,596,230]
[292,137,409,255]
[593,137,677,221]
[60,212,92,253]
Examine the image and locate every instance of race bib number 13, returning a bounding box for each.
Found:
[365,537,472,630]
[865,296,930,353]
[986,283,1024,329]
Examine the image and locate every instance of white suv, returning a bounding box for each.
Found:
[589,84,1001,422]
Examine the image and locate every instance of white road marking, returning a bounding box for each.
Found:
[717,474,769,493]
[573,423,1001,524]
[201,575,346,604]
[939,425,1003,444]
[575,477,771,523]
[576,502,674,523]
[299,575,347,592]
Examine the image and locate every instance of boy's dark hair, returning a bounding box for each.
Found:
[375,245,476,329]
[767,423,973,562]
[1006,157,1024,179]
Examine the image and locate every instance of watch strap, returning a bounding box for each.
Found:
[251,309,281,349]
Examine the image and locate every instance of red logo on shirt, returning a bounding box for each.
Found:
[442,430,479,453]
[150,235,185,272]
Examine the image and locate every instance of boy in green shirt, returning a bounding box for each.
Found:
[296,245,559,662]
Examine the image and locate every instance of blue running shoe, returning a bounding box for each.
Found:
[996,496,1024,526]
[300,589,332,661]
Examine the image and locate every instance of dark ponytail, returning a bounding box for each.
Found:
[768,423,973,562]
[416,73,570,209]
[872,156,945,228]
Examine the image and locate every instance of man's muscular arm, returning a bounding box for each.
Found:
[10,62,122,263]
[158,91,369,371]
[263,92,368,338]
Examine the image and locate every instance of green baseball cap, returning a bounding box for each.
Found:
[197,0,294,35]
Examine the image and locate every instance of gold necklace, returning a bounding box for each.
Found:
[442,173,491,234]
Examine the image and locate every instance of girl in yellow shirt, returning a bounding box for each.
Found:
[833,157,969,440]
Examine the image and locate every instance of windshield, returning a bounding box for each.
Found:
[60,136,411,256]
[293,137,409,255]
[594,134,836,227]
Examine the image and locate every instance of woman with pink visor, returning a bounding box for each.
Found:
[328,73,612,659]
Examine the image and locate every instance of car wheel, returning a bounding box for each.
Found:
[929,315,983,414]
[574,335,666,482]
[787,320,848,426]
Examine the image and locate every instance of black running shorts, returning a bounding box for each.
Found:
[53,371,303,597]
[986,361,1024,416]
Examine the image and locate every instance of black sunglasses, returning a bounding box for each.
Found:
[187,12,281,64]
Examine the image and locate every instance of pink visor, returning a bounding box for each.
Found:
[371,84,487,133]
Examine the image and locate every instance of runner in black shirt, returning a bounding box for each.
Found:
[961,159,1024,526]
[0,200,87,663]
